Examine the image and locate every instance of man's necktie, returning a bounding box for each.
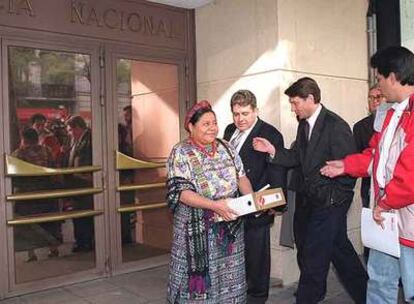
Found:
[303,121,310,142]
[230,130,244,150]
[303,121,310,151]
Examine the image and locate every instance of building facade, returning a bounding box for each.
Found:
[0,0,372,299]
[195,0,369,284]
[0,0,195,298]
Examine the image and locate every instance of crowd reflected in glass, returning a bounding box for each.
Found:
[8,46,95,283]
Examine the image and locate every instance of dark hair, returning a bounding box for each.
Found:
[22,127,39,145]
[284,77,321,103]
[123,105,132,112]
[371,46,414,85]
[66,115,87,129]
[189,108,215,126]
[230,90,257,109]
[30,113,47,125]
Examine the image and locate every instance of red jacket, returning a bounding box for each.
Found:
[344,95,414,248]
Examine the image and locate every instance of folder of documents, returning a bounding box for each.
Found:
[216,188,286,221]
[361,207,400,258]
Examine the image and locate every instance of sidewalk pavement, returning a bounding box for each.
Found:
[0,264,359,304]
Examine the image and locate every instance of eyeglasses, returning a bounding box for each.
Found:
[368,95,384,101]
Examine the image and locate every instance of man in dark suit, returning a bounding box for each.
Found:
[353,85,385,208]
[253,78,368,304]
[353,85,385,263]
[223,90,286,304]
[63,116,94,252]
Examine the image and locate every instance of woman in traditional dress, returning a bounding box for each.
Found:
[166,100,253,303]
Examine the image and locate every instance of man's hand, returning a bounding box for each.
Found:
[373,205,386,229]
[320,160,345,178]
[253,137,276,155]
[267,209,284,216]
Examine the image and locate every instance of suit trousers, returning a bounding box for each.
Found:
[294,200,368,304]
[244,218,271,304]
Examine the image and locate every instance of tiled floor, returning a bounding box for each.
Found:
[0,264,358,304]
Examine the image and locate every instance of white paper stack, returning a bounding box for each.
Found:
[361,207,400,258]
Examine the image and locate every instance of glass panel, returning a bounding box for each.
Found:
[8,46,96,283]
[116,59,179,262]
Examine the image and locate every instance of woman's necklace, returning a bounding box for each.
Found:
[189,138,217,157]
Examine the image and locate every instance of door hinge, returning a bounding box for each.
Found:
[184,60,189,78]
[101,171,106,190]
[99,93,104,107]
[99,48,105,106]
[99,55,105,69]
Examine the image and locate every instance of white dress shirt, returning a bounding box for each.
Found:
[376,98,409,188]
[230,118,258,153]
[306,104,323,140]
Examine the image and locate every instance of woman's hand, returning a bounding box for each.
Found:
[253,137,276,155]
[213,199,239,221]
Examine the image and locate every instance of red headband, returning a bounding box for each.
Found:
[184,100,212,132]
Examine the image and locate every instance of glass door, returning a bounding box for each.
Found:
[0,37,190,296]
[105,48,186,272]
[1,39,105,293]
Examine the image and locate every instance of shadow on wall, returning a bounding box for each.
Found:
[194,0,369,140]
[194,0,297,136]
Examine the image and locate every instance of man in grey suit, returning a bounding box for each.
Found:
[224,90,286,304]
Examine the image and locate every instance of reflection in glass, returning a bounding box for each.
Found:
[8,46,95,283]
[116,59,179,262]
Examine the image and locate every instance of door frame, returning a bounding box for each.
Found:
[0,22,195,297]
[103,42,190,275]
[0,30,106,297]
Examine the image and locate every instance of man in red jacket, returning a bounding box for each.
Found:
[321,46,414,304]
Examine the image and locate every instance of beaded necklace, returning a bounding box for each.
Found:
[189,138,217,157]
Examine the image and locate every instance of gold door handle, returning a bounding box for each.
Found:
[116,151,165,170]
[5,154,101,176]
[118,202,167,213]
[7,210,103,225]
[7,187,103,201]
[117,182,165,192]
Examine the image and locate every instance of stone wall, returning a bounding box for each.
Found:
[196,0,369,284]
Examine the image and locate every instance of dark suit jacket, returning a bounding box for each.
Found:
[353,114,374,207]
[270,106,356,209]
[224,118,286,225]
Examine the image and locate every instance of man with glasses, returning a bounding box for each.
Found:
[321,46,414,304]
[353,86,386,209]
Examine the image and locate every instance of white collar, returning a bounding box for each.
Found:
[392,97,409,111]
[306,104,322,127]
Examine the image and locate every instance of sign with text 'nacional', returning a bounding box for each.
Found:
[0,0,187,50]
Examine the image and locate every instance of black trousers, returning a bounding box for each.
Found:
[244,216,272,304]
[73,195,94,249]
[294,199,368,304]
[73,217,94,248]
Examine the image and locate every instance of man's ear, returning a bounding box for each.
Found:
[307,94,315,103]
